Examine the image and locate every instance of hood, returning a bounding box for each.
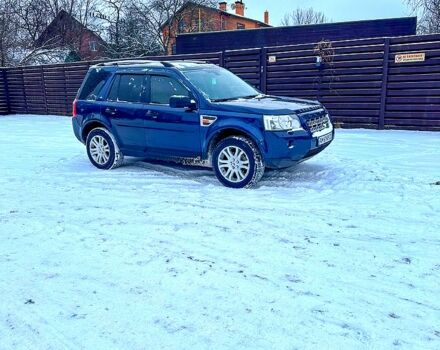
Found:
[208,95,322,115]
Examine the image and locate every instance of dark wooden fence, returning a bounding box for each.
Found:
[0,52,220,116]
[1,34,439,131]
[176,17,417,54]
[0,69,8,114]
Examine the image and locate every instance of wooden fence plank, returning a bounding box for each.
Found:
[379,39,390,129]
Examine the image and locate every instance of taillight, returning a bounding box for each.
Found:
[72,98,77,117]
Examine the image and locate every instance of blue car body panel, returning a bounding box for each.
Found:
[72,62,334,169]
[143,104,201,157]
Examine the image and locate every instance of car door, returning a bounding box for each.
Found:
[144,74,201,158]
[101,73,149,153]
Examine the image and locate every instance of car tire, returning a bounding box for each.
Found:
[86,127,124,170]
[212,136,265,188]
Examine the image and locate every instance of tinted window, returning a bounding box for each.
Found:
[150,76,189,105]
[79,69,111,100]
[107,74,148,103]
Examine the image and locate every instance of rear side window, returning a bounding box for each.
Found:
[107,74,148,103]
[150,76,189,105]
[78,69,111,101]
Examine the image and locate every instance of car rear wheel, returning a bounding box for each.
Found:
[86,127,124,169]
[212,136,265,188]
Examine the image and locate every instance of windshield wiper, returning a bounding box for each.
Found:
[240,94,260,99]
[211,94,263,102]
[210,97,241,102]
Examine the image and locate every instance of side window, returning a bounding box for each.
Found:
[79,69,111,101]
[107,75,120,101]
[150,76,189,105]
[107,74,147,103]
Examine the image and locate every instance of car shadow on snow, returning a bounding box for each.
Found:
[132,158,333,188]
[261,162,333,187]
[68,156,334,188]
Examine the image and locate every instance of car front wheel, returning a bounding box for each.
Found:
[212,136,265,188]
[86,127,124,169]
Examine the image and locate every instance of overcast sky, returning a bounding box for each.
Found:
[241,0,412,25]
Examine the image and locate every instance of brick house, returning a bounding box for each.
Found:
[162,1,271,54]
[34,10,106,61]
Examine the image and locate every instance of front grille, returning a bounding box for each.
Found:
[306,115,330,133]
[299,109,330,133]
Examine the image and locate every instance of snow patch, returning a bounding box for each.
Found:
[0,115,439,349]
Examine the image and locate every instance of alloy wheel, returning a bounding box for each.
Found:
[217,145,250,182]
[89,135,110,165]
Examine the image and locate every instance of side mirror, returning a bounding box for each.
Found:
[169,95,196,110]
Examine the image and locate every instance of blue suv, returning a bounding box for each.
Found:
[72,60,334,188]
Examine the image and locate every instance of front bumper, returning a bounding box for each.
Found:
[263,123,334,169]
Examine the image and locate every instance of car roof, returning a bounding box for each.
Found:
[90,60,217,71]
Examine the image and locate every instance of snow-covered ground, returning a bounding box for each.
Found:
[0,115,439,350]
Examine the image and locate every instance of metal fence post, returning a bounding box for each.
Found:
[317,64,323,101]
[40,65,48,114]
[1,68,11,114]
[219,51,225,67]
[260,47,267,94]
[379,38,390,130]
[63,65,68,115]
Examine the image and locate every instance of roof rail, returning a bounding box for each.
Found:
[94,60,161,67]
[160,61,175,67]
[93,59,209,68]
[160,60,207,67]
[182,60,207,64]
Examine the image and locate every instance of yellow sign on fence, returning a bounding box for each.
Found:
[394,53,426,63]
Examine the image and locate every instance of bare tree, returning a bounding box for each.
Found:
[12,0,50,43]
[94,0,126,56]
[44,0,102,56]
[94,0,161,58]
[3,0,218,65]
[117,2,162,56]
[174,1,220,33]
[5,0,103,65]
[131,0,216,54]
[406,0,440,33]
[0,0,22,66]
[281,7,330,26]
[45,0,99,26]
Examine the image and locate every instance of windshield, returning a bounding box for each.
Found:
[183,67,260,102]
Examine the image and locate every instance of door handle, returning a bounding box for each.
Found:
[105,107,117,115]
[146,110,159,119]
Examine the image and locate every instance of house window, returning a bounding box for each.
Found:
[237,23,245,29]
[178,20,185,32]
[89,41,97,52]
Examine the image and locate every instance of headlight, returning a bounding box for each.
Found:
[263,114,302,131]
